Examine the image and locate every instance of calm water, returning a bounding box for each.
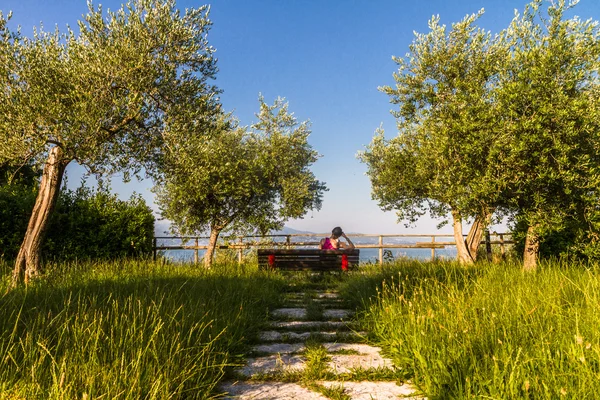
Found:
[157,236,458,263]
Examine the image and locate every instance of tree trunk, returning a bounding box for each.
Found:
[465,212,492,261]
[523,225,540,271]
[204,226,221,268]
[13,146,70,285]
[452,210,474,265]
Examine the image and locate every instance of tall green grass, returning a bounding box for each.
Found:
[339,259,600,399]
[0,259,286,399]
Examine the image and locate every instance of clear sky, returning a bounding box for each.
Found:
[4,0,600,234]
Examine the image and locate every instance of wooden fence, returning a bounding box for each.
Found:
[153,232,514,265]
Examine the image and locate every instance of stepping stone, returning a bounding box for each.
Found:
[258,331,342,342]
[221,381,329,399]
[237,355,305,377]
[324,343,383,355]
[319,381,421,399]
[323,309,353,319]
[251,343,306,354]
[268,320,347,329]
[271,308,306,319]
[316,292,340,299]
[327,353,394,374]
[314,298,344,303]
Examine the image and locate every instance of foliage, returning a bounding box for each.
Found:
[0,259,286,399]
[0,0,221,281]
[494,0,600,241]
[360,10,504,226]
[155,97,326,264]
[0,184,37,259]
[362,0,600,265]
[0,0,219,178]
[0,182,154,261]
[339,259,600,398]
[46,185,155,260]
[0,163,40,187]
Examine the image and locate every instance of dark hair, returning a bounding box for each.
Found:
[332,226,343,237]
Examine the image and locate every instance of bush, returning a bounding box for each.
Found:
[0,183,154,261]
[0,184,37,259]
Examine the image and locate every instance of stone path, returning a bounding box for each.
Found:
[220,285,424,399]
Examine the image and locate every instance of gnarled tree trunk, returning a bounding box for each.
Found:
[452,210,474,265]
[204,225,222,268]
[523,225,540,271]
[465,211,493,261]
[13,146,70,285]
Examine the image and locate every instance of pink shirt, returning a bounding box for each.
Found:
[322,237,337,250]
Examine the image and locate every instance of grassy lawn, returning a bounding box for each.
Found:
[339,259,600,399]
[0,259,286,399]
[3,258,599,399]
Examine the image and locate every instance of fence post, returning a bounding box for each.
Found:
[485,230,492,260]
[500,234,505,259]
[194,237,199,264]
[153,237,157,262]
[286,235,291,249]
[238,236,243,264]
[431,236,436,261]
[379,235,383,265]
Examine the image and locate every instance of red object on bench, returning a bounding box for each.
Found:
[258,249,359,271]
[268,254,275,268]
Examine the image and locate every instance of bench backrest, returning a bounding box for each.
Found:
[257,249,360,271]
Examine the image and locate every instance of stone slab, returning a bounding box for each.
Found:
[316,292,340,299]
[258,330,341,342]
[323,309,353,319]
[237,355,306,377]
[221,381,328,399]
[271,308,307,319]
[251,343,306,354]
[320,381,421,399]
[327,353,394,374]
[268,320,347,329]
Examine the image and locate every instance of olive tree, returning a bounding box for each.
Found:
[0,0,220,284]
[493,0,600,270]
[155,97,327,267]
[360,11,505,264]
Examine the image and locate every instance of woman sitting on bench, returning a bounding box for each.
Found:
[319,227,355,250]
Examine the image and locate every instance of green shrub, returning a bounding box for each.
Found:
[0,183,154,261]
[0,184,37,259]
[45,186,155,260]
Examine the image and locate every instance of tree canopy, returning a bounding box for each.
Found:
[362,0,600,268]
[493,0,600,268]
[0,0,220,283]
[360,10,504,263]
[155,97,327,267]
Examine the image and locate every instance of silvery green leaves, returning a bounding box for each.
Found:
[1,0,220,282]
[362,0,600,268]
[154,97,326,267]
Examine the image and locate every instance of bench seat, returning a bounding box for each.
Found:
[257,249,360,271]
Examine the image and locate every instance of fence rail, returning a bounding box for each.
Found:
[153,232,514,264]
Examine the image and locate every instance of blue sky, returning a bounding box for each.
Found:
[4,0,600,234]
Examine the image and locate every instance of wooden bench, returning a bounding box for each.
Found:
[257,249,360,271]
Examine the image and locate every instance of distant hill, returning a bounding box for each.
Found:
[154,222,315,237]
[270,226,315,235]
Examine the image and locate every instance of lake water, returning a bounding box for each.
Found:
[157,236,458,263]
